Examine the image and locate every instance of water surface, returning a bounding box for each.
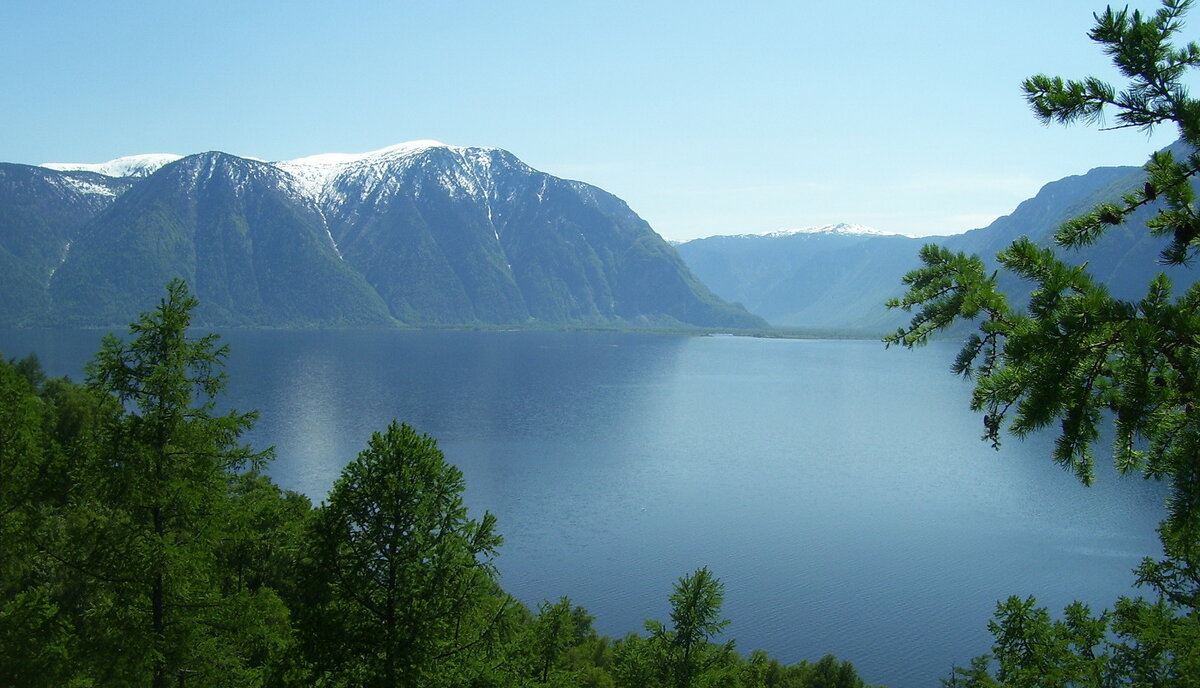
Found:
[0,329,1165,688]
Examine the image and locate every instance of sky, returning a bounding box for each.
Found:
[1,1,1190,241]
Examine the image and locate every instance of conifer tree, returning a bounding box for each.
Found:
[529,596,595,684]
[49,279,290,687]
[303,421,514,688]
[887,0,1200,682]
[645,567,735,688]
[0,356,76,687]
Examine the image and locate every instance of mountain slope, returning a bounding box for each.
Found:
[282,142,763,328]
[941,161,1196,302]
[677,153,1199,332]
[676,226,929,331]
[0,164,131,324]
[2,142,763,329]
[48,152,393,326]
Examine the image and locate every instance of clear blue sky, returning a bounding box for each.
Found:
[1,1,1188,240]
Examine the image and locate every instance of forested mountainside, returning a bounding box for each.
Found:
[0,142,763,330]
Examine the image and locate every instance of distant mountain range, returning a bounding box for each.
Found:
[676,147,1199,334]
[0,142,763,329]
[7,140,1190,334]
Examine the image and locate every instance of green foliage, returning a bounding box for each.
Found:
[642,567,736,688]
[986,597,1108,686]
[529,596,598,684]
[303,421,515,687]
[0,354,46,584]
[0,354,84,687]
[75,279,289,686]
[887,1,1200,683]
[0,585,79,688]
[0,279,296,686]
[791,655,872,688]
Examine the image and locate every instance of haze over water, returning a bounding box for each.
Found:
[1,329,1165,688]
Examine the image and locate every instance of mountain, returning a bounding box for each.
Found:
[939,159,1198,303]
[0,164,135,323]
[756,223,901,239]
[47,152,391,326]
[676,153,1199,333]
[41,153,183,179]
[1,142,764,329]
[278,141,756,327]
[676,224,924,331]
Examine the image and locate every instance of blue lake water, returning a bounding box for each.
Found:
[0,329,1166,688]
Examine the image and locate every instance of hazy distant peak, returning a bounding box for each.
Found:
[682,223,907,243]
[759,223,899,238]
[41,153,183,178]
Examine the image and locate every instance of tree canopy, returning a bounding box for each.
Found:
[304,421,514,688]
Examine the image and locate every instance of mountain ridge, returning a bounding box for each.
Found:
[676,156,1197,333]
[41,153,184,179]
[2,143,764,330]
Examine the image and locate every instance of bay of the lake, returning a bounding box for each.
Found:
[0,328,1165,688]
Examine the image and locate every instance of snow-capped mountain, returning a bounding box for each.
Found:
[45,151,391,327]
[41,153,183,179]
[687,222,903,242]
[5,141,1193,332]
[757,223,904,238]
[0,142,764,329]
[274,140,467,201]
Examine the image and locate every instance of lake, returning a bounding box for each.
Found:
[0,328,1166,688]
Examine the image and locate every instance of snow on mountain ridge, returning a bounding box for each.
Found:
[760,223,897,238]
[41,153,183,178]
[275,141,515,206]
[38,142,537,220]
[681,223,917,244]
[280,140,452,168]
[53,175,119,198]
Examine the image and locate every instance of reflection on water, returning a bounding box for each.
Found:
[0,329,1167,688]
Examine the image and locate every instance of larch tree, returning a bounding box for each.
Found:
[0,356,76,687]
[51,279,290,687]
[529,596,595,684]
[886,0,1200,683]
[303,420,515,688]
[645,566,735,688]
